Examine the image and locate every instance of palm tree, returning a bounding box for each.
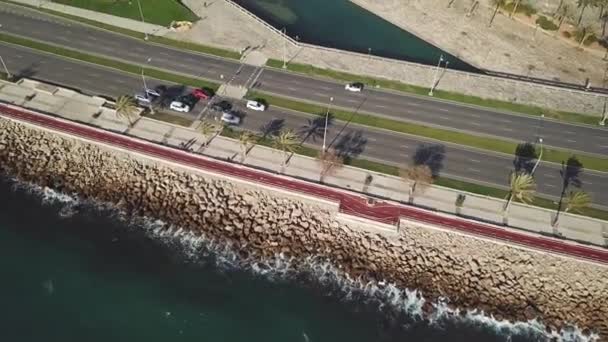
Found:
[553,156,584,228]
[115,95,139,126]
[551,190,591,230]
[555,4,573,31]
[238,131,257,163]
[565,190,591,213]
[489,0,507,27]
[577,0,593,26]
[196,120,220,152]
[400,164,433,204]
[576,24,598,47]
[502,172,536,224]
[510,0,522,18]
[553,0,566,17]
[316,149,343,183]
[272,129,300,173]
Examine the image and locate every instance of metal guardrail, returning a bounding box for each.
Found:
[224,0,299,47]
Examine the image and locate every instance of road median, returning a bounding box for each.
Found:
[246,91,608,173]
[3,31,607,174]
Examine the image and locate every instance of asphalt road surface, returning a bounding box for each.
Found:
[1,4,607,158]
[3,104,607,263]
[2,43,607,207]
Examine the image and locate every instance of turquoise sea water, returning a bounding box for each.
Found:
[233,0,476,71]
[0,176,590,341]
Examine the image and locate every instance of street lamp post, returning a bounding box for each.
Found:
[428,54,444,96]
[0,55,11,81]
[282,27,287,69]
[531,137,543,175]
[531,114,544,175]
[322,96,334,152]
[368,47,372,60]
[136,0,149,41]
[141,57,154,113]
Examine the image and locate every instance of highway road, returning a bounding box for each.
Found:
[2,103,607,263]
[2,43,607,207]
[1,4,607,158]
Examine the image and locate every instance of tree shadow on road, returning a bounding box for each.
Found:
[260,118,285,139]
[11,62,38,82]
[298,115,334,145]
[333,130,367,163]
[513,142,538,174]
[413,143,446,177]
[158,84,186,107]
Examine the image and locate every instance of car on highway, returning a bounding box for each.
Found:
[134,93,152,105]
[192,88,212,100]
[211,100,232,112]
[246,100,266,111]
[345,82,364,92]
[221,112,241,125]
[169,101,191,113]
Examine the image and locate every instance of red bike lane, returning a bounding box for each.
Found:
[1,104,607,264]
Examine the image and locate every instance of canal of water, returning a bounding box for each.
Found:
[233,0,477,72]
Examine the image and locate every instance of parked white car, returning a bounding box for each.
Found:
[134,93,151,104]
[145,88,161,98]
[344,82,363,92]
[246,100,266,111]
[221,112,241,125]
[170,101,190,113]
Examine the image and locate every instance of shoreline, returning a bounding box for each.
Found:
[1,114,607,338]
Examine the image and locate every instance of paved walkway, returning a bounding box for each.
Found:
[351,0,607,86]
[2,103,608,264]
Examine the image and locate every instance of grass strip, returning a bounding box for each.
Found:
[247,91,608,172]
[266,59,599,126]
[47,0,197,27]
[1,0,241,59]
[0,32,220,91]
[221,127,608,221]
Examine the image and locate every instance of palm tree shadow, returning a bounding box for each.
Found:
[327,95,369,150]
[413,143,446,177]
[333,130,367,163]
[513,142,538,174]
[11,62,39,81]
[259,118,284,139]
[298,115,334,145]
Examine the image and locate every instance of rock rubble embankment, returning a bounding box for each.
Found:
[1,118,607,337]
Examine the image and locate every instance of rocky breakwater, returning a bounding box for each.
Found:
[1,117,607,338]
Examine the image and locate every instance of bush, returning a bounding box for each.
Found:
[574,28,598,46]
[536,15,558,31]
[562,31,572,38]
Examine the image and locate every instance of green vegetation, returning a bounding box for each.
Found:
[142,111,193,127]
[51,0,198,26]
[535,15,559,31]
[0,32,220,91]
[503,1,537,17]
[2,0,241,59]
[265,59,598,126]
[222,126,608,221]
[246,91,608,172]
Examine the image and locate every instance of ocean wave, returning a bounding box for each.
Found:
[3,176,599,342]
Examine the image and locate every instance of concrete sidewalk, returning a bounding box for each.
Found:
[1,78,605,248]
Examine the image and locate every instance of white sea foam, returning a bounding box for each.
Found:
[3,176,599,342]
